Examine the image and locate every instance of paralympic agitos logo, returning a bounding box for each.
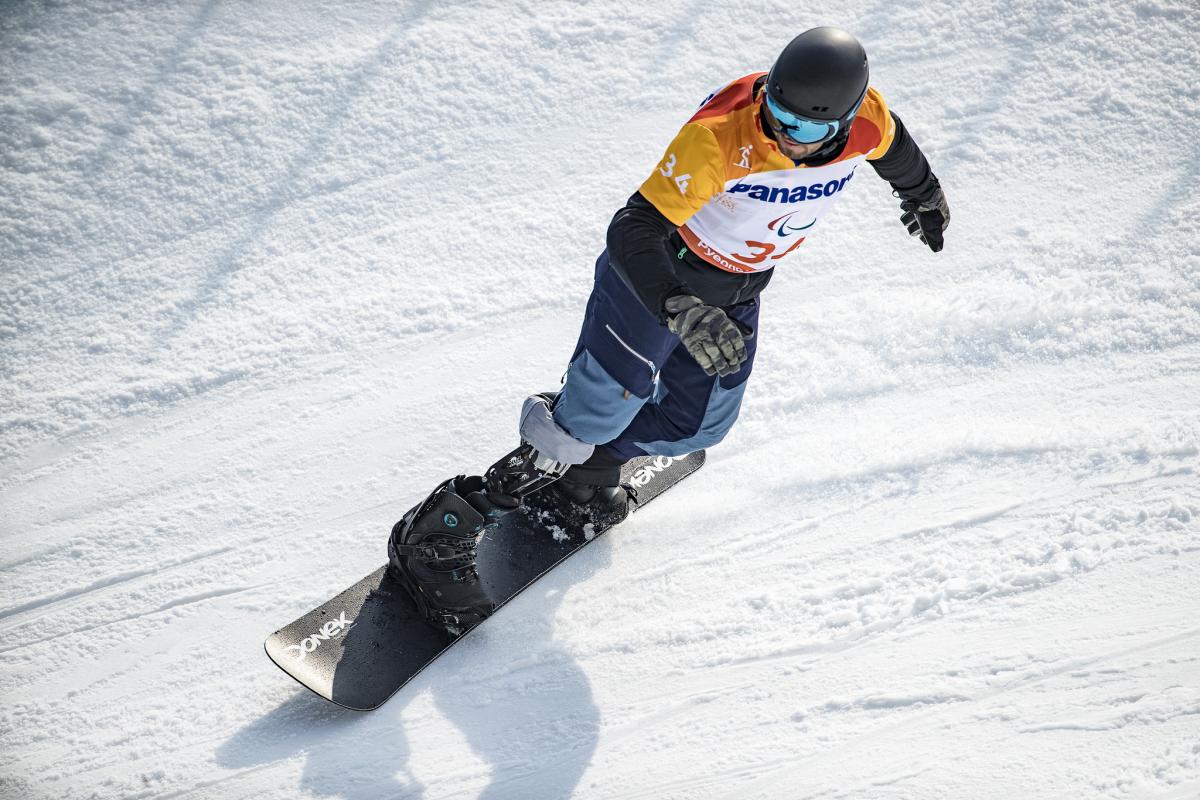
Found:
[768,211,816,238]
[729,170,853,204]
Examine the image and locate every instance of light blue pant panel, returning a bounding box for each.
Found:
[554,349,650,445]
[634,377,747,456]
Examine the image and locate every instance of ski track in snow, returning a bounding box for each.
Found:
[2,0,1199,798]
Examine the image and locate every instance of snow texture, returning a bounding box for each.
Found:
[2,1,1198,798]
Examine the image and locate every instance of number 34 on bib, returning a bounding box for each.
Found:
[659,154,692,195]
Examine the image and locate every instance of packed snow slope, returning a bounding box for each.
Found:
[2,1,1198,798]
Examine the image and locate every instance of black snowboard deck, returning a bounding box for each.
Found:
[265,450,705,710]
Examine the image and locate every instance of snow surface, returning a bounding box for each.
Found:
[2,0,1199,797]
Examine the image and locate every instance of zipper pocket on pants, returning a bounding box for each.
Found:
[605,324,658,383]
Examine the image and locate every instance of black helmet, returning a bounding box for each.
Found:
[766,27,869,122]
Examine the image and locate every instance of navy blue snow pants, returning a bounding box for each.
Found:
[553,250,759,461]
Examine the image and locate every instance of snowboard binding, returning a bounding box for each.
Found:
[388,441,570,635]
[528,447,632,534]
[387,476,498,634]
[388,392,640,635]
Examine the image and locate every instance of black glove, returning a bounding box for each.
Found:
[664,295,747,378]
[899,183,950,252]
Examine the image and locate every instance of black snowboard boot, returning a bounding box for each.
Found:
[543,447,631,530]
[388,475,517,635]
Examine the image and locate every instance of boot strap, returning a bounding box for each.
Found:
[393,541,475,564]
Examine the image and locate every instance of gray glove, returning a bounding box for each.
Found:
[664,294,747,378]
[899,183,950,252]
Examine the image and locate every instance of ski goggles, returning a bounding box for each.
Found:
[764,92,852,144]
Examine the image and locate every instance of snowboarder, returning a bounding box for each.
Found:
[389,26,950,633]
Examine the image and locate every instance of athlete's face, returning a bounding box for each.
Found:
[762,104,826,160]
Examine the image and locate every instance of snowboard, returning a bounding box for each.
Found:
[265,450,705,710]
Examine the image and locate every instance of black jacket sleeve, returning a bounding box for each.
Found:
[605,192,690,321]
[870,111,940,203]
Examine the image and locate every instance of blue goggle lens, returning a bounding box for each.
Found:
[764,93,840,144]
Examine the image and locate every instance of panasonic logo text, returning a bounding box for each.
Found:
[729,173,852,204]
